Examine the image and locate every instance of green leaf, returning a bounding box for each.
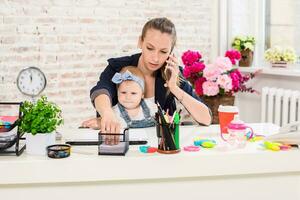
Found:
[20,96,63,134]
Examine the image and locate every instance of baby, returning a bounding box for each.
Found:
[81,66,156,129]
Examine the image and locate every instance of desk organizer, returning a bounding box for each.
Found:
[0,102,26,156]
[98,128,129,156]
[155,104,181,154]
[156,122,180,154]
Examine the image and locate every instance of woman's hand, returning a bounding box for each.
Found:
[81,118,101,129]
[100,109,121,145]
[165,54,180,92]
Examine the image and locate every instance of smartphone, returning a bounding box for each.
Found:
[165,68,172,81]
[163,51,174,81]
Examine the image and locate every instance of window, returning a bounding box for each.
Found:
[265,0,300,60]
[220,0,265,66]
[220,0,300,67]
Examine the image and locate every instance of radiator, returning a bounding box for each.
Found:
[261,87,300,126]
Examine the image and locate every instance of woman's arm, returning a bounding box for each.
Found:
[81,94,120,145]
[94,94,121,145]
[88,54,141,143]
[89,59,123,144]
[165,55,212,125]
[89,64,120,139]
[170,86,211,125]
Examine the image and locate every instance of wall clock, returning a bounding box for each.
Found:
[16,67,47,97]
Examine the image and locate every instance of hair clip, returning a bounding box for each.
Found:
[183,145,200,152]
[194,138,216,148]
[47,144,71,158]
[139,145,157,153]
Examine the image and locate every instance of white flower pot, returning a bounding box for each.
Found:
[272,61,288,68]
[26,132,56,156]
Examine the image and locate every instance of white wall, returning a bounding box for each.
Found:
[0,0,216,127]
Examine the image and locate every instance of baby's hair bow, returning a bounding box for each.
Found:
[111,70,145,91]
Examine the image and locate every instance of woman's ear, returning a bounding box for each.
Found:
[138,36,142,49]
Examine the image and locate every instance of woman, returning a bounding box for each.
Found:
[84,17,212,135]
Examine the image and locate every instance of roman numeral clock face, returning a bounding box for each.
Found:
[17,67,47,97]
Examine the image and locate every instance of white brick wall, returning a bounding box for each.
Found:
[0,0,214,128]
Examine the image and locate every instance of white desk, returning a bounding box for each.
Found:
[1,123,300,200]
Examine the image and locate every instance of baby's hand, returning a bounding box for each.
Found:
[81,118,101,129]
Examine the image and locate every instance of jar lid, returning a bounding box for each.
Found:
[218,105,239,113]
[227,114,247,130]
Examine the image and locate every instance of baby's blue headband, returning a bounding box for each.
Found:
[111,70,145,91]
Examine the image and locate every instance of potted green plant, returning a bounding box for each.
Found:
[264,46,297,68]
[20,96,63,155]
[232,35,256,67]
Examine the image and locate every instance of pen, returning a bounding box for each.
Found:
[66,141,99,145]
[171,111,177,123]
[78,126,89,129]
[178,108,182,117]
[174,112,180,149]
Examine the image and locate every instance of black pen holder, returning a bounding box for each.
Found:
[156,122,180,154]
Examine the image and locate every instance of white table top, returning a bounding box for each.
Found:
[1,123,300,185]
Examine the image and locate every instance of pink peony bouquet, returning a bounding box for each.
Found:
[182,49,256,97]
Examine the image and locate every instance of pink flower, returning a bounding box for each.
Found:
[194,77,206,96]
[225,50,241,65]
[202,81,219,96]
[183,62,205,79]
[183,66,192,78]
[230,70,242,91]
[203,64,221,81]
[181,50,202,66]
[181,49,257,97]
[217,74,232,92]
[190,61,205,72]
[214,57,232,72]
